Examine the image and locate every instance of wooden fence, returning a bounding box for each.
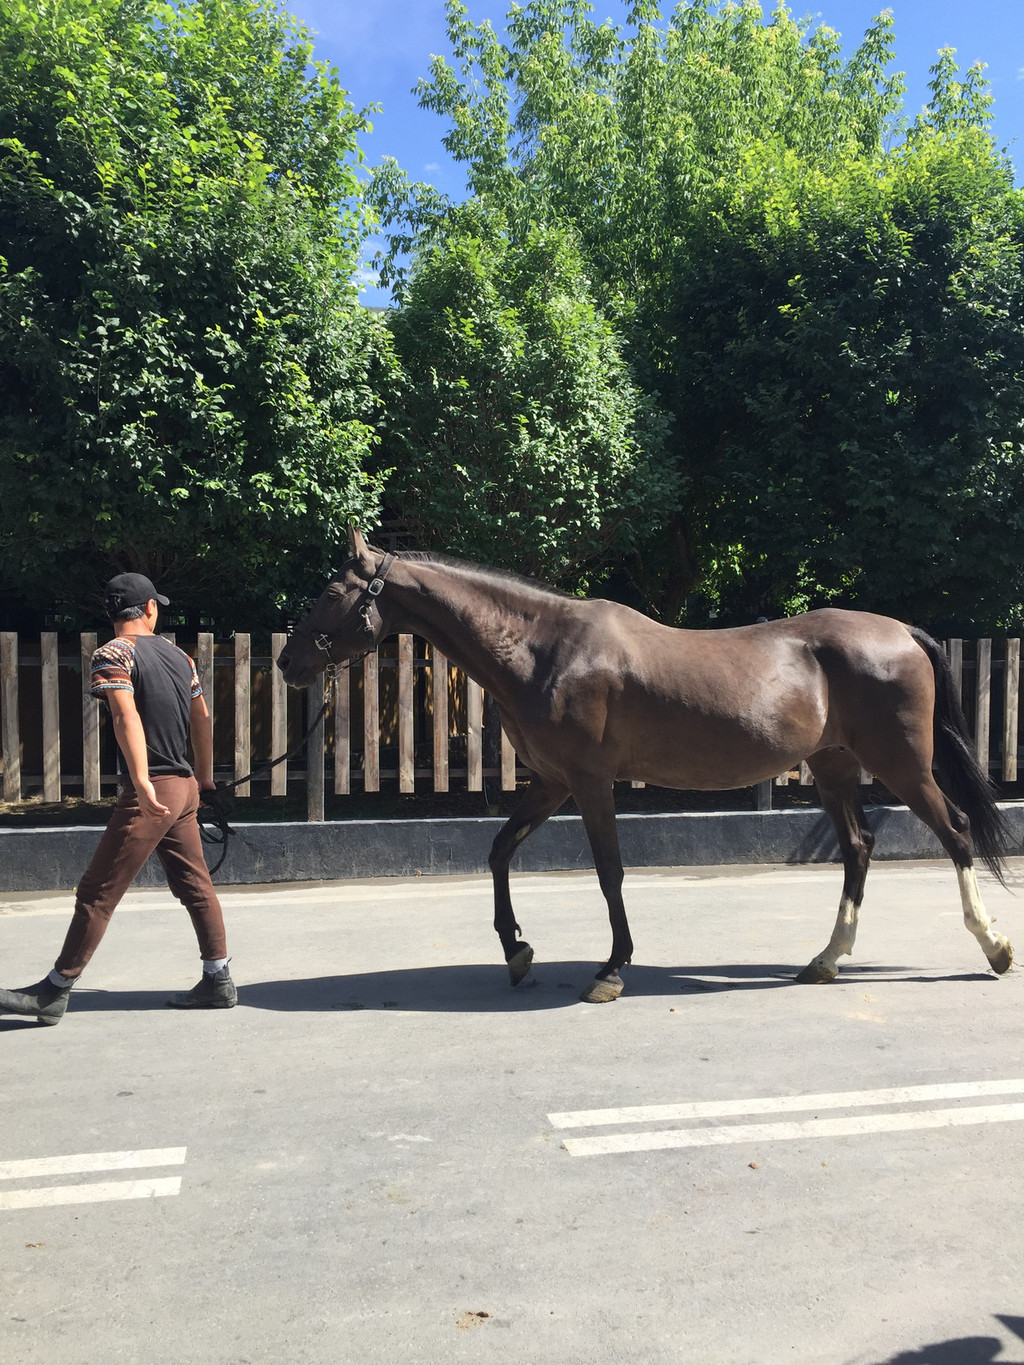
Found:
[0,632,527,819]
[1,632,1021,819]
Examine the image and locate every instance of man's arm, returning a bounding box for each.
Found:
[106,690,171,818]
[190,694,215,793]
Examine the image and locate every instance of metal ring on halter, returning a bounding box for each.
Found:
[309,632,342,690]
[360,555,394,630]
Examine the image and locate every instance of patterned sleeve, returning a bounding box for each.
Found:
[176,647,204,701]
[90,639,136,696]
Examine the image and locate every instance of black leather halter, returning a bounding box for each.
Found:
[302,551,397,677]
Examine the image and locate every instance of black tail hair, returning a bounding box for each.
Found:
[910,627,1014,885]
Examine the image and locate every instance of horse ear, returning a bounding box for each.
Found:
[348,524,368,560]
[347,524,377,574]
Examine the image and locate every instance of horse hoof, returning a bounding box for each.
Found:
[507,944,534,986]
[795,959,837,985]
[987,938,1013,975]
[580,974,623,1004]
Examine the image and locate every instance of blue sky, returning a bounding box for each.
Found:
[283,1,1024,303]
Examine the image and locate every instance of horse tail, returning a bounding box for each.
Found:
[910,626,1014,886]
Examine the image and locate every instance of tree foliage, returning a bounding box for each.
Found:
[376,207,674,594]
[373,1,1024,630]
[0,0,385,626]
[670,112,1024,629]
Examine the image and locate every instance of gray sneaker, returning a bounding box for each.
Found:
[167,966,237,1009]
[0,977,74,1026]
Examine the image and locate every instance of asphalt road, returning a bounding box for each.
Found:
[1,860,1023,1365]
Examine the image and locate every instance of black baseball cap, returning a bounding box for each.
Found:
[103,573,170,611]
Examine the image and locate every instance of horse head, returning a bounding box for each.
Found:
[277,526,394,688]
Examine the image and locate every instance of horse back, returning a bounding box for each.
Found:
[511,602,930,790]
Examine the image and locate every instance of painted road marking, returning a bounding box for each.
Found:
[0,1147,186,1210]
[548,1078,1024,1130]
[0,1178,182,1210]
[550,1080,1024,1157]
[0,1147,186,1181]
[561,1103,1024,1157]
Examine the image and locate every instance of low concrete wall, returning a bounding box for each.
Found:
[3,803,1023,893]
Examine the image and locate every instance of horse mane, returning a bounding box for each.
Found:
[385,548,575,602]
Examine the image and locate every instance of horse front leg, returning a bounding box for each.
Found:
[573,778,632,1003]
[487,775,569,985]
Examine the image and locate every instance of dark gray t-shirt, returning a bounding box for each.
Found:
[90,635,203,777]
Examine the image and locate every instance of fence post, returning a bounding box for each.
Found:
[947,639,964,706]
[431,647,449,793]
[398,634,415,793]
[41,632,61,802]
[975,638,992,773]
[270,633,289,797]
[333,663,350,796]
[1004,639,1020,782]
[500,727,517,791]
[195,632,214,723]
[234,634,251,797]
[1,632,20,802]
[81,632,100,801]
[306,681,325,821]
[467,679,483,791]
[362,653,380,793]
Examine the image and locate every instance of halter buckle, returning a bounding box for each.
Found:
[366,576,385,597]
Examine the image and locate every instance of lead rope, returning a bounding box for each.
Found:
[197,662,357,873]
[199,554,394,872]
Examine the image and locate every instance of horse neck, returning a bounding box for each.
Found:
[385,559,551,697]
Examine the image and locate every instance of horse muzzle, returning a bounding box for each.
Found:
[275,645,320,689]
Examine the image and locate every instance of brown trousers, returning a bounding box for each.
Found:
[56,775,227,978]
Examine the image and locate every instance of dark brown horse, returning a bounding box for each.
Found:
[277,527,1014,1002]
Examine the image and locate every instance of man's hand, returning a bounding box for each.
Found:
[199,784,235,823]
[136,778,171,819]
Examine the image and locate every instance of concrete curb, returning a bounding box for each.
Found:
[3,803,1023,892]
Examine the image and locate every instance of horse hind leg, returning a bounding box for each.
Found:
[796,749,876,984]
[488,775,569,985]
[955,861,1013,974]
[889,776,1013,975]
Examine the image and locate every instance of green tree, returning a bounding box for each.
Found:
[667,101,1024,629]
[377,207,673,593]
[373,1,1024,629]
[0,0,385,627]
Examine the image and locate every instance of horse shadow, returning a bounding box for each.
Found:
[236,961,805,1012]
[0,959,990,1021]
[865,1314,1024,1363]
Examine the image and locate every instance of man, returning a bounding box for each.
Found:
[0,573,236,1025]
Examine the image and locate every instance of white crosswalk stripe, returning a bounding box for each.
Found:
[0,1147,186,1209]
[551,1079,1024,1157]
